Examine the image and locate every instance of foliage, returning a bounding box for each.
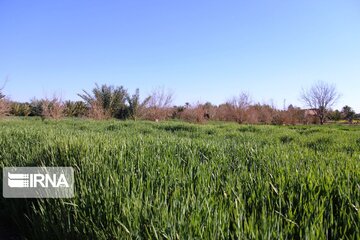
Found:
[126,88,151,120]
[0,99,10,117]
[142,87,174,121]
[0,81,5,100]
[25,97,64,119]
[78,84,128,119]
[328,109,342,121]
[63,101,88,117]
[1,119,359,239]
[41,97,63,119]
[341,105,356,123]
[29,99,44,117]
[0,84,10,117]
[10,102,31,116]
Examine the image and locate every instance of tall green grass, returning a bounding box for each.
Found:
[0,119,359,239]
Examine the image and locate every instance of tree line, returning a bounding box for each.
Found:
[0,81,358,125]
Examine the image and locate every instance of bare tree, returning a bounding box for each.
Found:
[147,87,174,109]
[227,92,252,123]
[228,92,251,109]
[0,80,10,117]
[0,100,9,117]
[178,103,207,123]
[41,95,64,119]
[301,81,340,125]
[143,87,174,121]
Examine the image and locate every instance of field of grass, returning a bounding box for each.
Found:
[0,118,359,239]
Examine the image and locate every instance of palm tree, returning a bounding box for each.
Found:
[126,89,151,120]
[78,84,128,119]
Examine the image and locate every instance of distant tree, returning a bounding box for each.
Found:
[148,87,173,109]
[126,89,151,120]
[0,82,10,117]
[249,104,274,124]
[63,101,88,117]
[29,99,43,117]
[178,103,207,123]
[227,92,252,123]
[341,105,355,123]
[0,80,6,100]
[287,104,294,110]
[355,113,360,120]
[78,84,128,119]
[285,105,306,125]
[328,109,342,121]
[300,81,340,125]
[201,102,216,120]
[171,105,186,119]
[41,96,64,119]
[10,102,31,116]
[27,96,64,119]
[143,87,174,121]
[229,92,251,109]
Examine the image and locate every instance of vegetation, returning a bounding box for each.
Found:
[0,119,359,239]
[78,84,128,119]
[301,81,340,125]
[126,88,151,121]
[0,89,4,100]
[342,105,356,124]
[0,84,10,117]
[63,101,88,118]
[2,82,358,124]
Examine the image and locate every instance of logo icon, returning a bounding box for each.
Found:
[3,167,74,198]
[8,173,30,188]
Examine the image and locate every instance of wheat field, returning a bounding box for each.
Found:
[0,118,359,239]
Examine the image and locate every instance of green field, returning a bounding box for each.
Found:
[0,118,359,239]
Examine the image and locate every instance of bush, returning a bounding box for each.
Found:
[0,98,10,117]
[10,102,31,116]
[41,97,64,119]
[78,84,128,120]
[178,106,206,123]
[63,101,88,117]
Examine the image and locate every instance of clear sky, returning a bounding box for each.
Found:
[1,0,359,111]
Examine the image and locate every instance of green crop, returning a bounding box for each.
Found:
[0,118,359,239]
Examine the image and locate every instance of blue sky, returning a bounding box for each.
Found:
[1,0,359,111]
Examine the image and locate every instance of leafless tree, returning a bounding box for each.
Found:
[0,80,10,117]
[147,87,174,109]
[300,81,340,125]
[227,92,252,123]
[228,92,251,109]
[178,103,206,123]
[144,87,174,121]
[0,100,9,116]
[41,95,64,119]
